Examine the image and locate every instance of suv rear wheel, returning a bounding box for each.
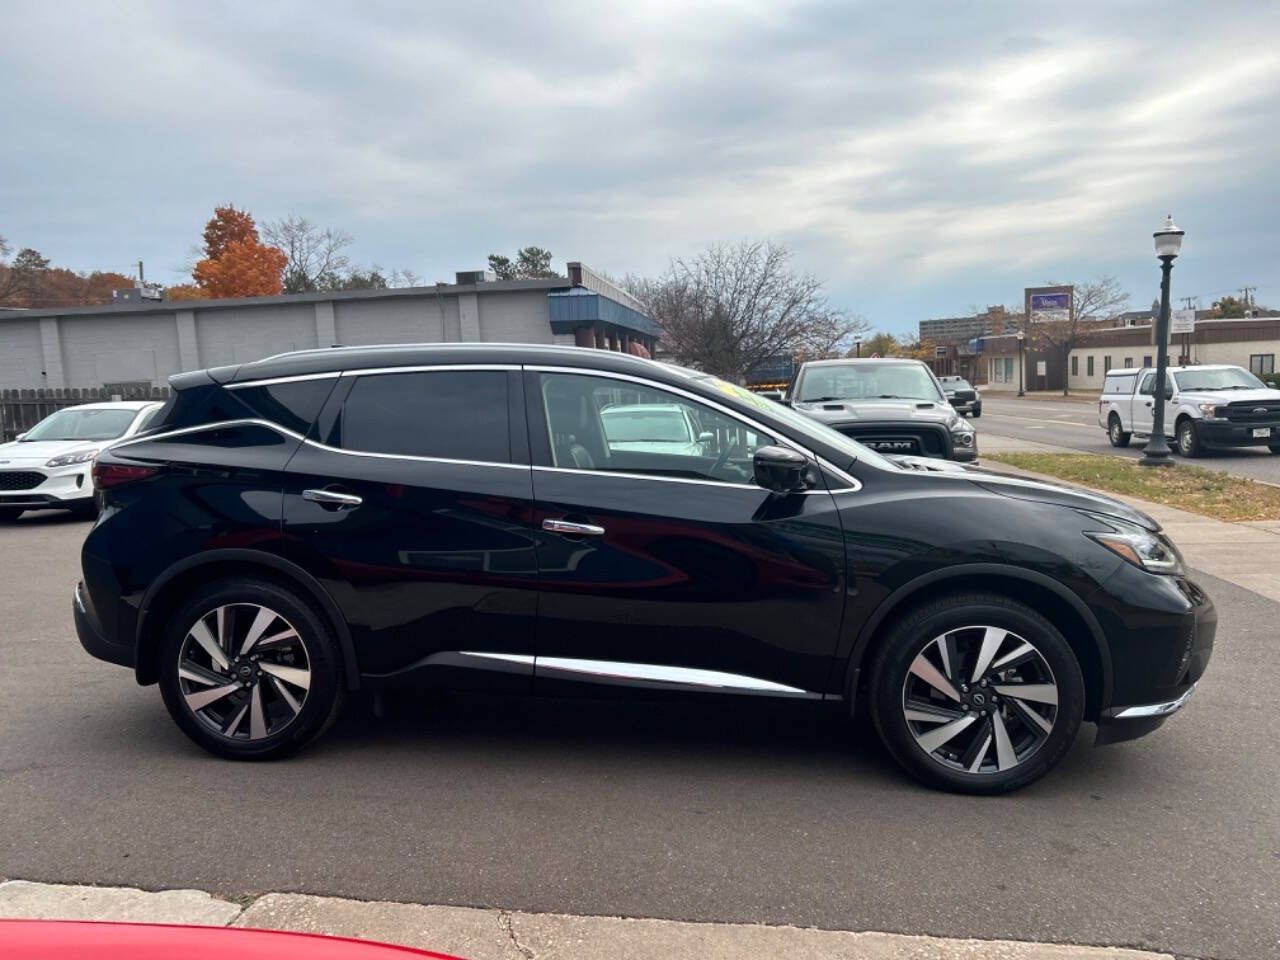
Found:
[1107,414,1131,448]
[868,593,1084,794]
[0,508,22,523]
[158,578,345,760]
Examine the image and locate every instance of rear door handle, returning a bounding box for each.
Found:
[542,518,606,537]
[303,488,363,510]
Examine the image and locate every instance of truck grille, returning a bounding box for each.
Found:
[950,390,976,402]
[0,471,46,491]
[1222,401,1280,422]
[835,424,950,458]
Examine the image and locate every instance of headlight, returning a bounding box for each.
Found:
[45,448,98,468]
[1197,403,1223,418]
[1082,512,1182,575]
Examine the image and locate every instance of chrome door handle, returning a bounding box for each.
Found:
[542,518,605,537]
[303,488,363,510]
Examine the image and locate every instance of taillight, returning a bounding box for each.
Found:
[92,462,157,488]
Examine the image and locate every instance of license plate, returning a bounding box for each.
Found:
[1253,427,1271,438]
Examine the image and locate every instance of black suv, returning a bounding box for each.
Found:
[76,344,1214,792]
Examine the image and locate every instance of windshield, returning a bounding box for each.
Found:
[601,407,692,443]
[22,408,139,442]
[944,379,972,391]
[795,363,944,403]
[1173,368,1266,391]
[697,376,902,472]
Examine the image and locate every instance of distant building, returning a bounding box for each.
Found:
[0,261,657,392]
[920,305,1022,344]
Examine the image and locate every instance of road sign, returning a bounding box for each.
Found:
[1036,360,1047,376]
[1170,309,1196,335]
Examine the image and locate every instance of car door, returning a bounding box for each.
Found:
[280,366,538,693]
[525,367,847,698]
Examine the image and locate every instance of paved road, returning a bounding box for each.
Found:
[2,514,1277,960]
[976,395,1280,483]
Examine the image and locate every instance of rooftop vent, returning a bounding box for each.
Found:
[455,270,497,285]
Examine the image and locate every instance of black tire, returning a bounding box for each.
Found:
[1107,414,1131,448]
[158,577,345,760]
[867,592,1085,794]
[1268,444,1280,455]
[1176,418,1203,457]
[971,404,982,418]
[0,507,23,523]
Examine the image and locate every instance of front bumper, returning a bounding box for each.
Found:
[74,580,134,669]
[0,464,95,509]
[1093,573,1215,745]
[1196,419,1280,447]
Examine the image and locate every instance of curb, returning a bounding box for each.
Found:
[0,879,1180,960]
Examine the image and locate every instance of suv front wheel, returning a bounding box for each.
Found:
[158,578,345,760]
[868,593,1084,794]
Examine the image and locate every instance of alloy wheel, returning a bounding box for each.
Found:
[176,603,311,741]
[901,625,1058,774]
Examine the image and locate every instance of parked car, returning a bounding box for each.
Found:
[786,357,977,461]
[0,400,163,521]
[599,402,710,457]
[939,375,982,417]
[0,919,461,960]
[1098,364,1280,456]
[76,344,1213,793]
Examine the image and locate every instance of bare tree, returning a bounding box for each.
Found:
[646,241,865,380]
[263,216,354,293]
[1033,275,1129,395]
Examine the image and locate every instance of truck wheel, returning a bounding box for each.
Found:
[1268,444,1280,455]
[1177,418,1204,457]
[1107,415,1131,448]
[972,404,982,418]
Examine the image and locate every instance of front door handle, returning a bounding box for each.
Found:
[303,488,363,510]
[542,518,605,537]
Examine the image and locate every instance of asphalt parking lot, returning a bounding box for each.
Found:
[976,394,1280,484]
[1,512,1277,960]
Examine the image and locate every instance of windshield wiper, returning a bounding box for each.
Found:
[801,396,849,403]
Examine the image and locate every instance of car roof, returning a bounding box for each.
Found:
[1105,364,1239,376]
[49,400,159,411]
[219,343,689,386]
[799,357,925,367]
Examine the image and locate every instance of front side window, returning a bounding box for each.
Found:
[539,373,774,484]
[795,362,944,403]
[22,408,137,442]
[1138,373,1156,395]
[341,370,510,462]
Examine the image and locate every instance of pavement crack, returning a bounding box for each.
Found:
[498,909,535,959]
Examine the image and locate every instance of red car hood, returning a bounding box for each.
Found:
[0,920,463,960]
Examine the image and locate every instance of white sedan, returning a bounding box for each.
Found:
[0,400,163,521]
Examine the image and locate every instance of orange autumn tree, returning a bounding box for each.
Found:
[190,204,287,298]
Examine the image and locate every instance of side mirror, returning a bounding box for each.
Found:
[697,431,714,443]
[753,445,812,493]
[14,432,26,442]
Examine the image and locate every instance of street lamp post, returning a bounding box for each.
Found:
[854,338,862,358]
[1139,215,1184,468]
[1016,330,1025,397]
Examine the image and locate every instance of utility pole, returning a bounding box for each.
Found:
[1179,296,1198,311]
[1240,286,1256,308]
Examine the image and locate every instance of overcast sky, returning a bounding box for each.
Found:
[2,1,1277,333]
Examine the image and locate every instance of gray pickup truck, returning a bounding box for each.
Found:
[1098,364,1280,456]
[786,357,978,461]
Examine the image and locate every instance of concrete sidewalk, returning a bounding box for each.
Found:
[0,879,1179,959]
[979,434,1280,603]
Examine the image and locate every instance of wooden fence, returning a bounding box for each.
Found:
[1,386,170,442]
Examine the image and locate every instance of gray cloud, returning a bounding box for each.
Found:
[2,0,1277,330]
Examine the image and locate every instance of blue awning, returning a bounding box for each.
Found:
[548,287,659,339]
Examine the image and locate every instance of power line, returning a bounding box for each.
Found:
[1179,296,1198,310]
[1240,285,1257,307]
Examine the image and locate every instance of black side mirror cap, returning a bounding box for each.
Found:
[753,445,813,493]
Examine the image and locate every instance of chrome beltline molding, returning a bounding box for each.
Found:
[458,652,818,697]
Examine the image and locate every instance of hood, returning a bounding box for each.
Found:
[795,398,957,425]
[1178,387,1280,404]
[0,439,104,464]
[971,471,1159,530]
[888,456,1159,530]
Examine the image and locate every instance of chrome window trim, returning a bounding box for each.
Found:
[341,364,521,378]
[301,437,528,471]
[534,464,760,490]
[110,418,307,451]
[226,372,343,390]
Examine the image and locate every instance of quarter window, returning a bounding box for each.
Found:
[1138,373,1156,395]
[340,371,510,463]
[538,373,775,484]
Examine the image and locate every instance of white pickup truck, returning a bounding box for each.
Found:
[1098,364,1280,457]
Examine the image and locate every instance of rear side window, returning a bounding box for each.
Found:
[340,371,510,463]
[234,379,336,435]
